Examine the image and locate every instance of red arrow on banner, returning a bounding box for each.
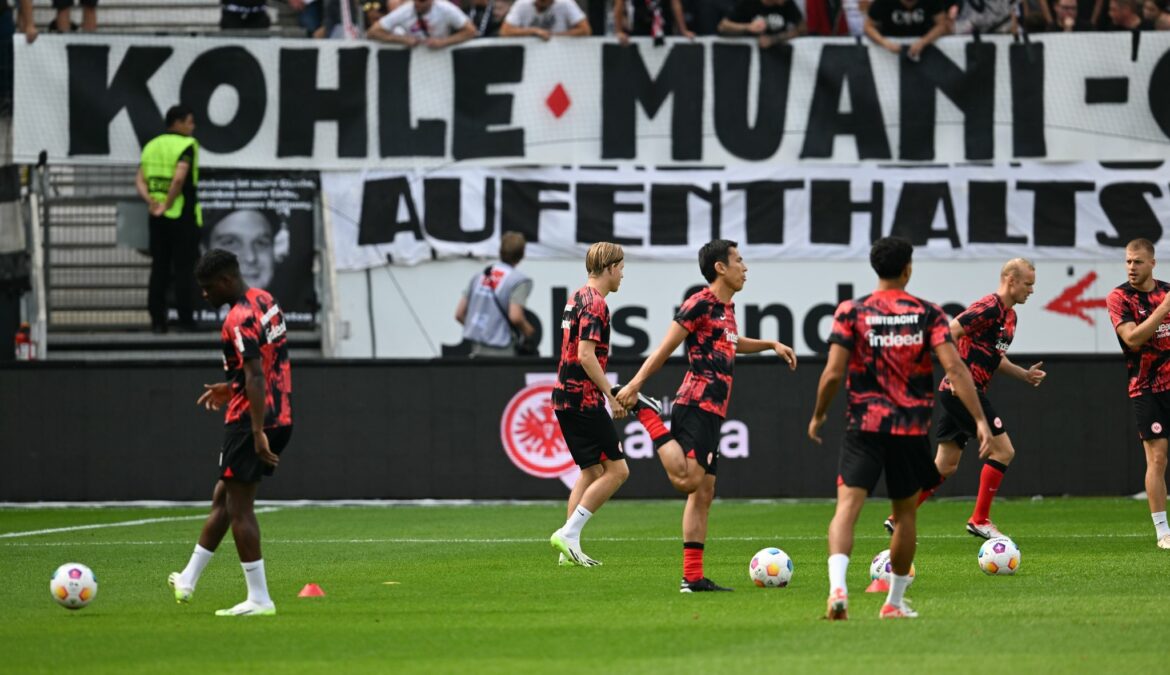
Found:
[1045,271,1109,326]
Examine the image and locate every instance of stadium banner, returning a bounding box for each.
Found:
[13,33,1170,168]
[322,162,1170,269]
[196,170,319,327]
[332,257,1125,359]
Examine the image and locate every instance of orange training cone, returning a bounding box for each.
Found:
[298,583,326,597]
[865,578,890,593]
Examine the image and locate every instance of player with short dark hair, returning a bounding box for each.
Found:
[617,239,796,592]
[1106,238,1170,549]
[885,258,1046,540]
[167,248,293,616]
[549,242,634,567]
[809,236,990,620]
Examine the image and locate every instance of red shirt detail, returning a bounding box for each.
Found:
[1106,280,1170,398]
[552,285,611,411]
[221,287,293,428]
[674,287,738,418]
[940,293,1016,394]
[829,289,951,435]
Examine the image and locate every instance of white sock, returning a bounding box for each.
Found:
[241,559,272,605]
[1153,511,1170,539]
[179,544,214,587]
[886,573,912,607]
[828,554,849,595]
[562,505,593,540]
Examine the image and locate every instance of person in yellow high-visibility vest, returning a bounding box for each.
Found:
[135,105,202,333]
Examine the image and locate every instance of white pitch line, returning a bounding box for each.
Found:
[0,531,1149,547]
[0,507,280,539]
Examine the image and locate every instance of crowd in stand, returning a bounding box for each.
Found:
[4,0,1170,40]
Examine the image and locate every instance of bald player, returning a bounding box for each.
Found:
[885,258,1046,540]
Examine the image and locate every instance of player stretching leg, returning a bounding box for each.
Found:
[884,259,1047,539]
[168,249,294,616]
[618,240,796,592]
[809,237,990,620]
[549,243,631,567]
[1106,238,1170,549]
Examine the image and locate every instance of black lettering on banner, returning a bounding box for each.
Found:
[899,43,995,161]
[746,304,794,346]
[421,177,490,243]
[357,177,423,245]
[67,45,170,155]
[1009,43,1046,158]
[801,45,891,160]
[576,183,645,246]
[601,43,704,160]
[500,180,569,243]
[1150,50,1170,140]
[452,46,525,160]
[551,286,568,358]
[804,284,854,354]
[1016,181,1094,246]
[649,184,720,245]
[1097,183,1164,246]
[808,180,884,244]
[611,307,650,356]
[180,47,266,154]
[712,43,791,160]
[278,48,369,158]
[728,180,803,245]
[889,183,960,247]
[968,181,1026,244]
[378,50,445,157]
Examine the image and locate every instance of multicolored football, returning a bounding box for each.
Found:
[749,547,793,588]
[978,537,1021,576]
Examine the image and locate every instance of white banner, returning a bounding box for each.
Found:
[15,33,1170,168]
[334,258,1126,358]
[322,162,1170,269]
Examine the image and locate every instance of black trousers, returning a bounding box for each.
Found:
[147,215,200,329]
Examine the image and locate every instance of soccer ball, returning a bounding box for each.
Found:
[749,547,793,588]
[978,537,1021,575]
[869,549,915,583]
[50,563,98,610]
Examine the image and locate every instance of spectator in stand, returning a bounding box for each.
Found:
[1018,0,1054,29]
[363,0,390,25]
[500,0,591,38]
[805,0,853,34]
[718,0,804,48]
[1,1,36,115]
[614,0,694,43]
[865,0,948,59]
[1142,0,1167,26]
[688,0,735,34]
[289,0,323,36]
[952,0,1018,33]
[464,0,506,36]
[315,0,364,38]
[1109,0,1154,27]
[368,0,478,46]
[52,0,96,32]
[222,0,272,30]
[1053,0,1094,27]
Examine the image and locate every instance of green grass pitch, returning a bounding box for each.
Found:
[1,498,1165,674]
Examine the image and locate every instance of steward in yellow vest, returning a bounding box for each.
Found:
[135,105,202,333]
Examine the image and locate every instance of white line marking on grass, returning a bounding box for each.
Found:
[1,531,1149,547]
[0,507,280,539]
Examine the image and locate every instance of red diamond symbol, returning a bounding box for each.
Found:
[546,84,571,119]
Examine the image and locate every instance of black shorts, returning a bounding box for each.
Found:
[220,425,292,483]
[554,408,624,469]
[52,0,98,8]
[670,404,722,476]
[1132,391,1170,440]
[935,388,1007,448]
[839,431,939,500]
